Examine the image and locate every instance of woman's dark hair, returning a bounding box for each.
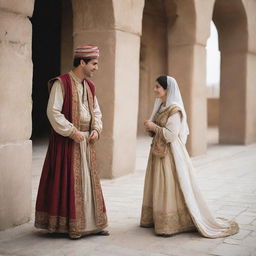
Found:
[156,75,167,89]
[73,57,93,67]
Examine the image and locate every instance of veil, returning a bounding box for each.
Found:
[149,76,189,144]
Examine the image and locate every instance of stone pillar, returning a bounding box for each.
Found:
[166,0,215,156]
[213,0,256,144]
[245,0,256,144]
[219,51,256,144]
[0,1,34,230]
[219,51,247,143]
[72,0,144,178]
[246,52,256,143]
[169,43,207,156]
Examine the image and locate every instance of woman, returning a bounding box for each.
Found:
[140,75,239,238]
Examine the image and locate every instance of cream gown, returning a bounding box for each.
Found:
[140,104,239,238]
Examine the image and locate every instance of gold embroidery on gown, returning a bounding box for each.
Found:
[141,105,195,235]
[151,105,181,158]
[140,105,239,237]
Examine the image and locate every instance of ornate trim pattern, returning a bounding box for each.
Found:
[140,206,195,235]
[35,211,107,238]
[71,76,86,232]
[151,105,182,158]
[89,144,108,228]
[140,206,154,228]
[85,80,108,228]
[35,212,76,233]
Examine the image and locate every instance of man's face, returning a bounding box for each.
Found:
[81,58,99,78]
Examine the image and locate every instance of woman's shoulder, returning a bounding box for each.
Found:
[166,104,182,117]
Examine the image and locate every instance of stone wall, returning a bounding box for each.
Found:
[207,98,219,127]
[72,0,144,178]
[0,1,34,230]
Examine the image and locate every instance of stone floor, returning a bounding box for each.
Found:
[1,128,256,256]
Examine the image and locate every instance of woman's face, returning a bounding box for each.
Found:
[154,82,167,99]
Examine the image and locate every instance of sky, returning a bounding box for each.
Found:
[206,21,220,87]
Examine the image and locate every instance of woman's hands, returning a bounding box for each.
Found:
[144,120,157,132]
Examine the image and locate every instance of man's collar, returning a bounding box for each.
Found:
[69,70,83,84]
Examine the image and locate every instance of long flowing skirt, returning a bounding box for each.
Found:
[35,132,107,237]
[140,138,239,238]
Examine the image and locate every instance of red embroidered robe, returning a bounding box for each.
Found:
[35,74,107,237]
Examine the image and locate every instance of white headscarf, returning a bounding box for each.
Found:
[150,76,189,144]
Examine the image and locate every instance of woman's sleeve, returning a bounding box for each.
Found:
[47,80,75,137]
[162,112,181,143]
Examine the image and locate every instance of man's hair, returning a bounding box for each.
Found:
[73,57,93,67]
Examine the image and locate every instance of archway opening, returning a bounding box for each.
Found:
[31,0,73,140]
[213,0,248,144]
[138,0,168,136]
[136,0,178,169]
[136,0,169,169]
[206,21,220,146]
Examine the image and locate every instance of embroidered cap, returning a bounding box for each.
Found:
[74,44,99,58]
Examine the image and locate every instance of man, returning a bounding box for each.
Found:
[35,45,108,239]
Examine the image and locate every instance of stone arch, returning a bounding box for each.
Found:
[72,0,145,178]
[31,0,116,139]
[71,0,116,149]
[31,0,63,138]
[33,0,145,180]
[139,0,211,156]
[167,0,207,156]
[138,0,170,134]
[213,0,249,144]
[206,21,221,140]
[167,0,197,111]
[206,21,220,132]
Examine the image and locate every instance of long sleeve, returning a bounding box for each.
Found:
[47,80,74,137]
[162,112,181,143]
[93,96,103,134]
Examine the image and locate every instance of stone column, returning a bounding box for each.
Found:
[72,0,144,178]
[169,43,207,156]
[246,52,256,143]
[219,51,247,143]
[245,0,256,144]
[0,1,34,230]
[213,0,256,144]
[219,51,256,144]
[166,0,214,156]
